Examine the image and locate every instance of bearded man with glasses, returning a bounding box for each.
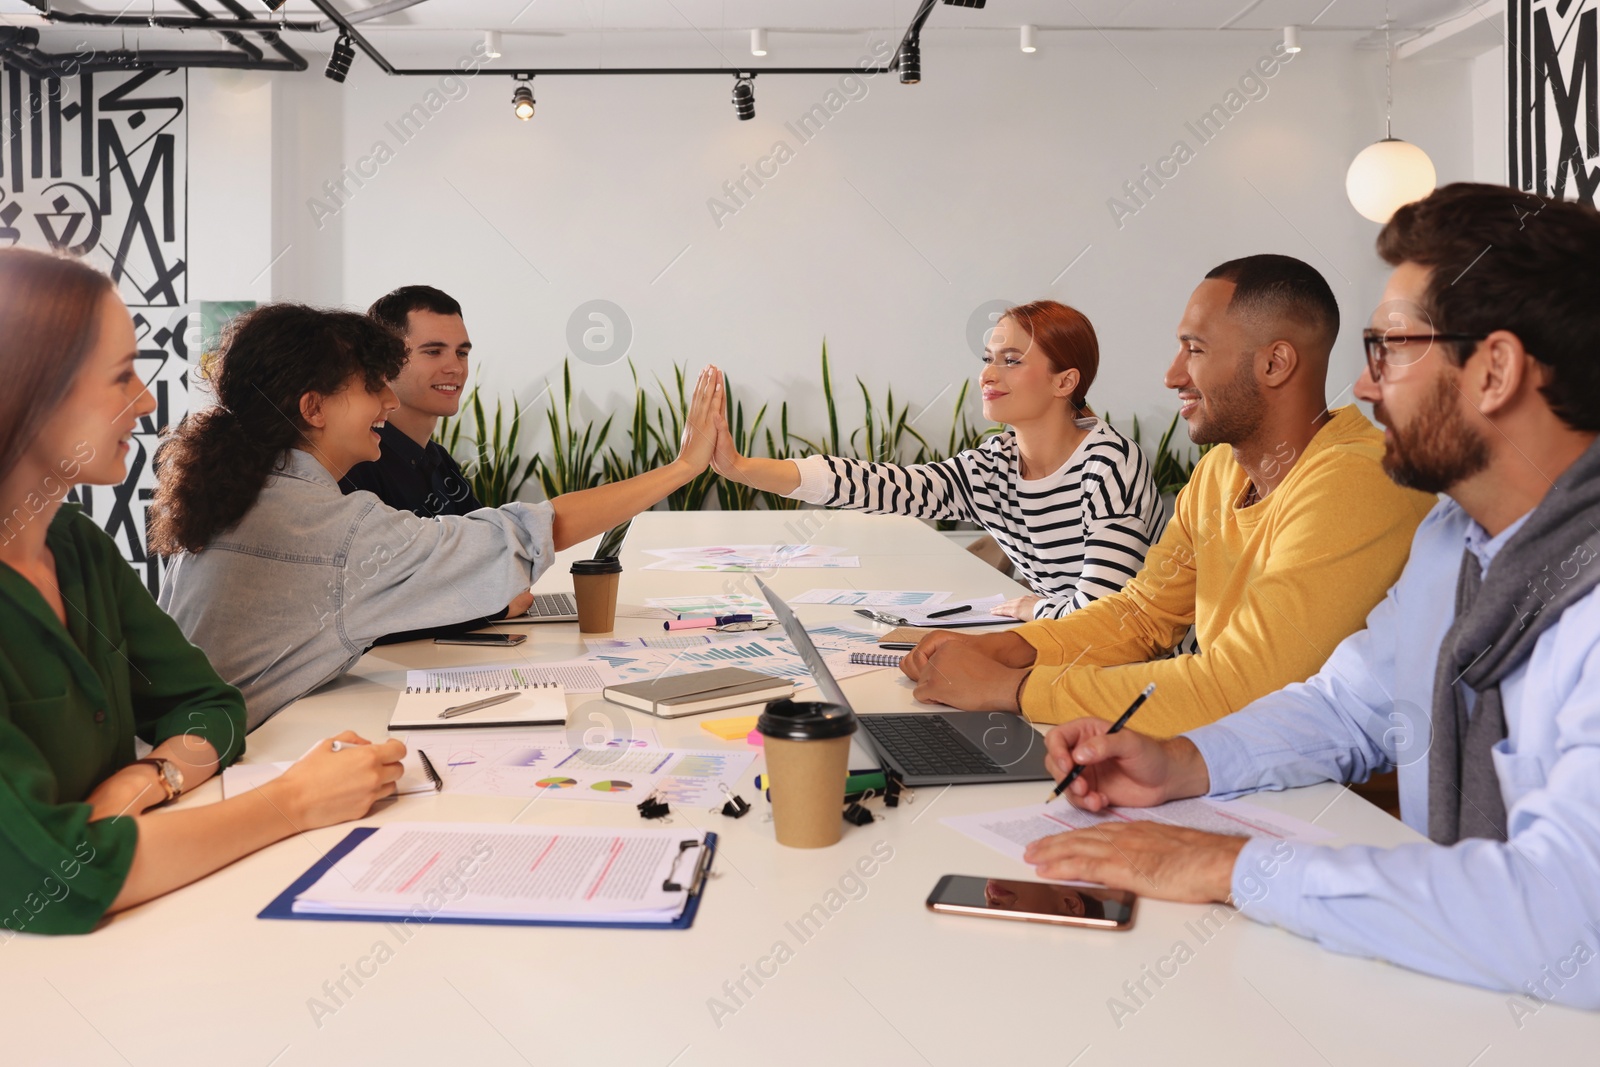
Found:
[1018,183,1600,1007]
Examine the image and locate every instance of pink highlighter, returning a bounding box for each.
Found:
[664,617,718,631]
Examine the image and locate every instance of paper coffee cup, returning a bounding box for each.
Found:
[757,700,858,848]
[570,557,622,633]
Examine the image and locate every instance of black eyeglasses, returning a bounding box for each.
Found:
[1361,328,1486,381]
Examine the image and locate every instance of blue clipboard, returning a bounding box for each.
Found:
[258,826,715,930]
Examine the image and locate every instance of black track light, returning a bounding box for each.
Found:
[512,77,535,120]
[325,33,354,82]
[261,0,288,10]
[897,38,920,84]
[732,75,755,121]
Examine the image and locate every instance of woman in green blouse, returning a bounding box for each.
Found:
[0,248,405,935]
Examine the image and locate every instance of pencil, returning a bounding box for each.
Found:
[1046,682,1155,802]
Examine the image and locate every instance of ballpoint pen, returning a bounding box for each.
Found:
[853,608,910,626]
[927,603,973,619]
[1047,682,1156,801]
[439,691,517,719]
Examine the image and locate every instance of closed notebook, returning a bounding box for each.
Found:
[389,674,569,730]
[603,668,794,719]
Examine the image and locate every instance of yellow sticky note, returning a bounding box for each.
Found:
[701,714,759,741]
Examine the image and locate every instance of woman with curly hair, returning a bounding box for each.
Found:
[151,304,722,730]
[0,248,405,934]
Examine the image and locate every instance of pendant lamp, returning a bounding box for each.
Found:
[1345,6,1436,223]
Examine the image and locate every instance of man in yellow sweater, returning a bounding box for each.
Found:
[902,254,1436,735]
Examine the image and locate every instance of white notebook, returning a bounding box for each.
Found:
[388,669,570,730]
[222,751,441,798]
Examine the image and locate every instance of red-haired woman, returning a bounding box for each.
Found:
[714,301,1163,620]
[0,248,404,934]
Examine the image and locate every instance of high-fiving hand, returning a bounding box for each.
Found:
[676,366,725,474]
[709,387,745,479]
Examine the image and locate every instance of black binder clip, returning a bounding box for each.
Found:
[711,782,750,819]
[843,789,878,826]
[637,790,672,821]
[884,770,910,808]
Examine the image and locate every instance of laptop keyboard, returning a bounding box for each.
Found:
[528,593,577,618]
[859,715,1005,777]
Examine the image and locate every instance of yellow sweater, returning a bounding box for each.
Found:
[1014,406,1435,735]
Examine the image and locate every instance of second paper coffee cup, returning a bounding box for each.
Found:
[570,557,622,633]
[757,699,858,848]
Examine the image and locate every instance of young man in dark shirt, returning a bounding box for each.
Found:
[342,286,485,519]
[342,285,533,631]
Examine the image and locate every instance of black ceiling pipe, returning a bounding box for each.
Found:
[210,0,308,71]
[17,0,307,72]
[14,0,977,81]
[18,12,324,33]
[177,0,264,64]
[0,29,303,76]
[304,0,396,75]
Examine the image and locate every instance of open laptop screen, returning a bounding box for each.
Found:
[754,576,853,709]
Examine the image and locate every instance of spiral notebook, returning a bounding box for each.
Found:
[388,667,570,730]
[222,750,443,797]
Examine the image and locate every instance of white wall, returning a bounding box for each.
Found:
[187,68,274,304]
[1471,46,1507,183]
[190,31,1485,474]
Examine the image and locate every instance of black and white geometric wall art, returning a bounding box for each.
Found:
[1508,0,1599,205]
[0,66,188,595]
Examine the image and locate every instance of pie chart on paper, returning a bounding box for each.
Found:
[536,777,578,789]
[590,780,633,793]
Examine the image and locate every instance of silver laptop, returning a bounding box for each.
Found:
[515,520,631,623]
[754,577,1051,786]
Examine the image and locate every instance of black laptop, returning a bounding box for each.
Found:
[755,577,1051,786]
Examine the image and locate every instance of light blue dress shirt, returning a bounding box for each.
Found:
[1186,499,1600,1008]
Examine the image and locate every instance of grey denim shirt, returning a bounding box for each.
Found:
[158,448,554,730]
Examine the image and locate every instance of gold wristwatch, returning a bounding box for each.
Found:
[131,757,184,805]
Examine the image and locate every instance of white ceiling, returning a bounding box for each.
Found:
[3,0,1491,65]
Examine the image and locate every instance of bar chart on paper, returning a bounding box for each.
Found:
[410,730,755,806]
[791,588,952,608]
[677,640,809,679]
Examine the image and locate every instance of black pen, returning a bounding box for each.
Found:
[926,603,973,619]
[1047,682,1155,802]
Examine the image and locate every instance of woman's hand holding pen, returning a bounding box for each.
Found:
[270,731,407,829]
[1042,719,1210,812]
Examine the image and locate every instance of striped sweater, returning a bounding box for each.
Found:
[788,420,1165,619]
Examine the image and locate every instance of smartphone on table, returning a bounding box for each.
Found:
[926,875,1136,930]
[433,633,527,646]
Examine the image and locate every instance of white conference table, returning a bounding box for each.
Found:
[6,512,1595,1066]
